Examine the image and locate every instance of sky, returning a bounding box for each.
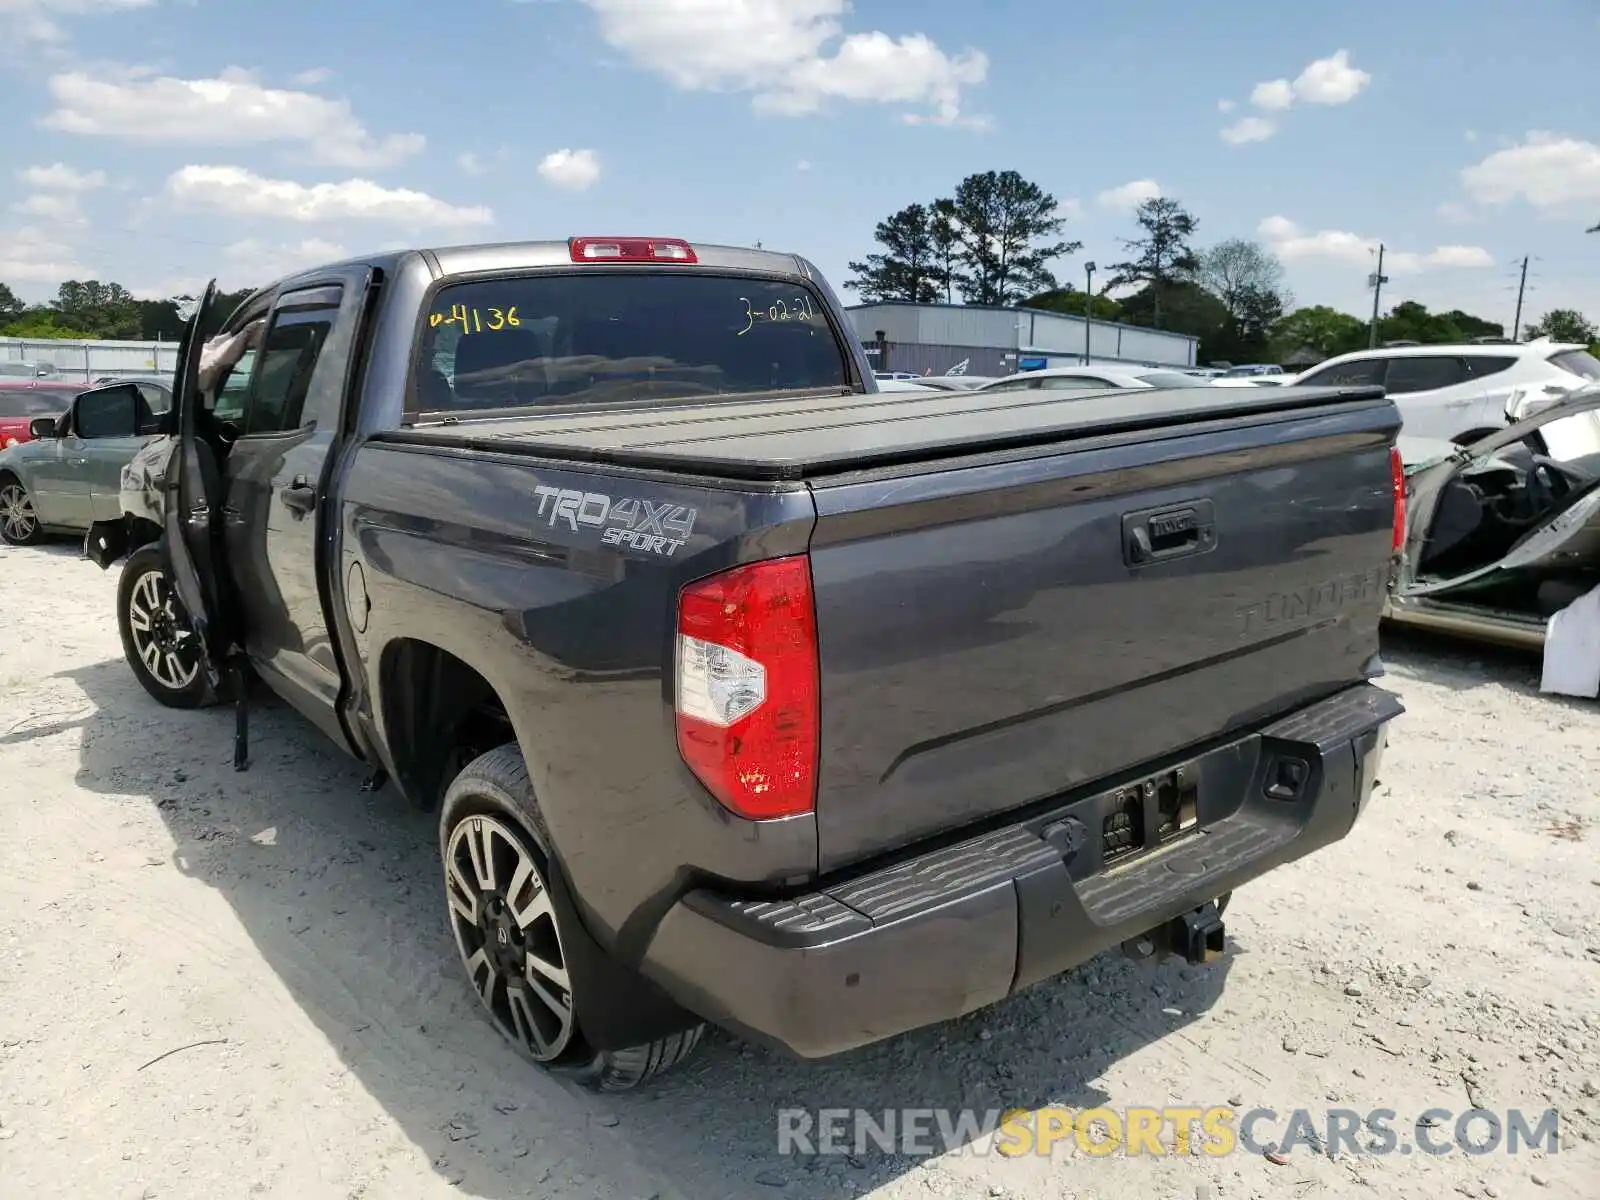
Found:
[2,0,1599,334]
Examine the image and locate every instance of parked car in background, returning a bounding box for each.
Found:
[1387,383,1600,651]
[912,375,1000,391]
[93,371,175,388]
[0,381,82,448]
[0,381,170,545]
[1222,363,1285,377]
[0,360,60,380]
[978,366,1202,393]
[1292,339,1600,445]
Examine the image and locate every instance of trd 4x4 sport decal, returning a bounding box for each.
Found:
[533,485,697,557]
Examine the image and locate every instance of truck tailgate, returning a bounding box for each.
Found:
[807,400,1399,870]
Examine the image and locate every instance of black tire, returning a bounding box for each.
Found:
[438,744,705,1091]
[0,473,45,547]
[117,545,213,709]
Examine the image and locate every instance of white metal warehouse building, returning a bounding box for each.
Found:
[846,302,1198,377]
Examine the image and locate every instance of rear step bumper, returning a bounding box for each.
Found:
[640,682,1402,1059]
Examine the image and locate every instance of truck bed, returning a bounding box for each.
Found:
[378,384,1390,480]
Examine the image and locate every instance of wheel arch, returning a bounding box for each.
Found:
[379,636,700,1051]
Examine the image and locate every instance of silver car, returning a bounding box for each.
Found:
[0,381,170,546]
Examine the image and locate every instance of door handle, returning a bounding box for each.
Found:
[1122,499,1217,567]
[280,479,317,517]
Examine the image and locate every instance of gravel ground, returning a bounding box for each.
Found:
[1,542,1597,1200]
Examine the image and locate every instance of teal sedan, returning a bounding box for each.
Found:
[0,381,170,546]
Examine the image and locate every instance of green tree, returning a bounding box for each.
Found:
[1524,308,1597,344]
[846,204,942,303]
[928,201,965,304]
[940,170,1078,306]
[1020,286,1123,322]
[1270,305,1369,361]
[1109,197,1199,330]
[55,279,140,339]
[1118,279,1230,359]
[1193,239,1293,361]
[0,310,96,339]
[0,282,23,325]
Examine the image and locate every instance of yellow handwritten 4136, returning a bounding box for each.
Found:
[430,304,521,333]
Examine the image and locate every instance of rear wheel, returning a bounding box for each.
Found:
[117,545,213,708]
[0,475,44,546]
[439,744,705,1090]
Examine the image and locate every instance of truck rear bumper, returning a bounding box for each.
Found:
[639,682,1402,1059]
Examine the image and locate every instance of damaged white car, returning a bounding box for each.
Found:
[1386,382,1600,676]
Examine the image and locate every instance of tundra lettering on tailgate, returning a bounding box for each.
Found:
[533,485,698,557]
[1235,566,1384,636]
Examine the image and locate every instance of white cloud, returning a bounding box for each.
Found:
[221,237,349,281]
[13,192,84,224]
[0,225,92,282]
[1216,98,1235,113]
[1097,179,1161,211]
[579,0,987,125]
[1436,201,1475,225]
[18,161,106,190]
[0,0,150,44]
[1461,132,1600,212]
[164,166,494,227]
[1258,216,1491,274]
[43,67,426,168]
[536,148,601,190]
[458,151,486,176]
[1291,50,1370,105]
[290,66,333,86]
[1221,116,1277,145]
[1250,78,1294,110]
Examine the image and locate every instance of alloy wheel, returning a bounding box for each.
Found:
[0,483,36,543]
[444,813,575,1061]
[126,568,201,691]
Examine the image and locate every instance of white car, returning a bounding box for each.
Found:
[1290,339,1600,444]
[976,366,1203,394]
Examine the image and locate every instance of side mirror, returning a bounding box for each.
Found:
[28,416,61,440]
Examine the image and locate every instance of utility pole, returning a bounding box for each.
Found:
[1511,256,1529,341]
[1367,244,1388,349]
[1083,262,1096,366]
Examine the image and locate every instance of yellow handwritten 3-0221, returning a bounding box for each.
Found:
[430,304,521,332]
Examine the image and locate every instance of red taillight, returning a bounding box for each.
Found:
[675,556,819,820]
[569,236,698,264]
[1390,444,1406,553]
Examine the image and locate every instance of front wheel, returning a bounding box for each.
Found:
[117,545,213,708]
[439,744,705,1090]
[0,475,44,546]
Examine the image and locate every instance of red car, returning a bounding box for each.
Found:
[0,382,82,448]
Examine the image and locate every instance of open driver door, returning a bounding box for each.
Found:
[160,280,250,769]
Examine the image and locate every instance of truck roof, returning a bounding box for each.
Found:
[380,383,1391,482]
[253,239,822,304]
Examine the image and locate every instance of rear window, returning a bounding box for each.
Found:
[1135,371,1199,388]
[413,273,849,412]
[0,389,72,418]
[1463,355,1517,379]
[1550,349,1600,381]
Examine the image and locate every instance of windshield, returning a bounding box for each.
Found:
[0,389,73,418]
[1135,371,1199,388]
[413,272,850,412]
[1550,349,1600,382]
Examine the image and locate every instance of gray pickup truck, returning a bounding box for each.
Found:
[89,236,1405,1090]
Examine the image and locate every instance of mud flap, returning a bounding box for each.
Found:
[84,519,130,570]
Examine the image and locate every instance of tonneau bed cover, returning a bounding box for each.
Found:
[380,383,1389,480]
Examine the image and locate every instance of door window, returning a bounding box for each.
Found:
[74,385,141,439]
[1298,358,1385,388]
[1383,356,1469,394]
[241,305,338,435]
[1462,355,1517,380]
